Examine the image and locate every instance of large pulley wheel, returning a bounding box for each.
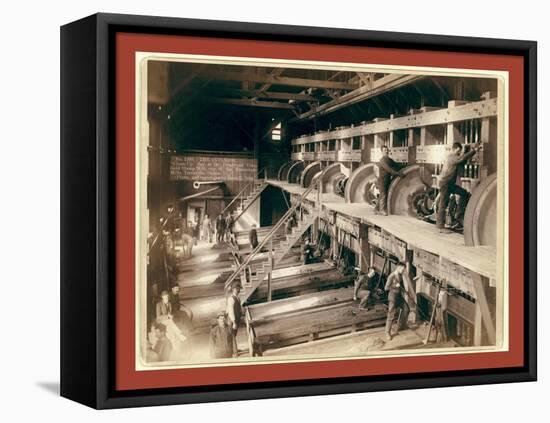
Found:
[344,163,379,205]
[277,161,294,181]
[300,161,321,187]
[320,163,345,194]
[463,174,497,247]
[287,161,305,184]
[387,165,432,217]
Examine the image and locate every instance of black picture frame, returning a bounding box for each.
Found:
[60,12,537,409]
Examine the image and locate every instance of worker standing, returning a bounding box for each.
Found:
[202,214,213,243]
[226,282,243,338]
[249,224,259,250]
[436,142,481,233]
[384,262,410,341]
[225,213,234,242]
[209,312,238,359]
[215,214,226,244]
[302,238,314,265]
[376,145,405,216]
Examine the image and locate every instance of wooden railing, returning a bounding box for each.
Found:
[213,167,266,223]
[224,172,323,291]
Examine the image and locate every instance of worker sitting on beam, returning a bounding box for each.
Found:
[376,145,405,216]
[436,142,482,233]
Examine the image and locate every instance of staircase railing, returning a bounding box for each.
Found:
[224,173,322,291]
[214,167,266,223]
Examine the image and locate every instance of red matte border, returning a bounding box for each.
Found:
[116,32,524,391]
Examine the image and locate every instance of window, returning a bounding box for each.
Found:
[272,122,282,141]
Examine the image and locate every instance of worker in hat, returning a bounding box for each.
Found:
[384,262,410,341]
[226,282,243,337]
[209,312,238,359]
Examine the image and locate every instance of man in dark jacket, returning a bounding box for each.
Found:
[225,213,234,242]
[376,145,405,216]
[436,142,481,233]
[249,224,259,250]
[302,239,314,265]
[215,215,226,244]
[209,312,238,359]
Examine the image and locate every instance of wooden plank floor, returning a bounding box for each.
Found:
[266,179,496,281]
[325,201,496,281]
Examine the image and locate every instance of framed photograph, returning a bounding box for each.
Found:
[60,13,537,409]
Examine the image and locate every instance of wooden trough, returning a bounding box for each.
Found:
[245,287,387,356]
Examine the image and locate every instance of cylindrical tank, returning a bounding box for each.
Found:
[387,165,432,217]
[300,161,322,187]
[287,161,305,184]
[277,161,294,181]
[463,173,497,247]
[344,163,379,205]
[319,163,346,194]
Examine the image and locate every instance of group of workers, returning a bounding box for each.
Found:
[376,142,482,232]
[147,280,244,362]
[146,140,482,360]
[353,261,411,341]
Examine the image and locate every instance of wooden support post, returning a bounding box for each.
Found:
[403,249,417,324]
[470,271,496,346]
[267,239,273,302]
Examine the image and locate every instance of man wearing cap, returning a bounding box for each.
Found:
[169,284,194,334]
[384,262,410,341]
[353,267,378,310]
[155,290,173,321]
[209,312,238,359]
[226,282,243,337]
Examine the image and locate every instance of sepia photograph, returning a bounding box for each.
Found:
[137,54,506,368]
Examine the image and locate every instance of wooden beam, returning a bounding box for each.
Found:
[295,74,423,120]
[195,70,358,90]
[470,272,496,345]
[291,97,498,145]
[170,64,206,98]
[254,68,285,99]
[205,97,296,110]
[216,88,316,101]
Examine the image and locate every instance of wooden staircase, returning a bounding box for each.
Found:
[242,212,318,302]
[223,169,325,304]
[232,180,268,223]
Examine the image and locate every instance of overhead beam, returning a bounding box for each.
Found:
[205,97,296,110]
[195,70,358,90]
[170,64,206,98]
[291,97,498,144]
[216,88,316,101]
[295,74,424,120]
[253,68,285,100]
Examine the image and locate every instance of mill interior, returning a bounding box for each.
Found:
[145,60,499,362]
